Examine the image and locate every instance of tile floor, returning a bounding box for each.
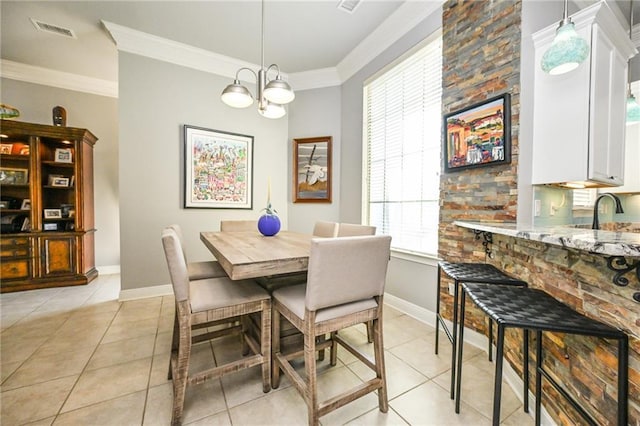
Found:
[1,274,534,425]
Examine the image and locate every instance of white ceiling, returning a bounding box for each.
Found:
[1,0,638,91]
[1,0,419,83]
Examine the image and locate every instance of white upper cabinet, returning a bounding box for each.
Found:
[532,2,637,188]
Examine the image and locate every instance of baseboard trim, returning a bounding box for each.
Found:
[383,293,555,425]
[119,284,173,301]
[96,265,120,275]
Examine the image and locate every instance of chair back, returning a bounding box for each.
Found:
[336,223,376,237]
[162,227,190,303]
[305,235,391,311]
[312,221,338,237]
[167,224,188,262]
[220,220,257,231]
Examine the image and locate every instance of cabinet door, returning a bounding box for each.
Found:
[588,24,626,185]
[40,236,75,277]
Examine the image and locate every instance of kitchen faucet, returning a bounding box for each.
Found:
[592,193,624,230]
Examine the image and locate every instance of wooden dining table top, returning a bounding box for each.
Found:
[200,230,313,280]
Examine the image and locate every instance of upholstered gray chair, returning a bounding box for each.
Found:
[220,220,258,231]
[167,224,228,280]
[271,235,392,426]
[336,223,377,341]
[336,222,376,237]
[162,227,271,425]
[312,221,338,237]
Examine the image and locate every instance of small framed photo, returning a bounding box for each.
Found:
[0,143,13,154]
[54,148,73,163]
[0,200,10,209]
[0,168,29,185]
[44,209,62,219]
[43,223,58,231]
[51,177,69,187]
[21,199,31,210]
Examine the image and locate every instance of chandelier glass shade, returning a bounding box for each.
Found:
[541,0,590,75]
[220,0,294,118]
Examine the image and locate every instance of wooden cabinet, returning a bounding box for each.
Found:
[607,123,640,194]
[0,120,97,292]
[531,2,637,188]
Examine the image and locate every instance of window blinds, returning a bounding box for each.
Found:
[364,36,442,256]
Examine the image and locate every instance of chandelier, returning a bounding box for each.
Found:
[220,0,294,119]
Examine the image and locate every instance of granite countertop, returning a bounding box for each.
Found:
[454,221,640,258]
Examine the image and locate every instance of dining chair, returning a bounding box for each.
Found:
[312,221,338,237]
[168,224,228,280]
[220,220,258,231]
[161,227,272,425]
[336,222,376,237]
[271,235,392,426]
[336,222,377,342]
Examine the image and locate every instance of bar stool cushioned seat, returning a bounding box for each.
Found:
[457,283,628,426]
[168,224,228,280]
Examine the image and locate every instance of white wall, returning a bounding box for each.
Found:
[118,52,289,292]
[287,86,342,233]
[0,78,120,269]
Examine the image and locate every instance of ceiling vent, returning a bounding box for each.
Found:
[337,0,362,14]
[30,18,76,39]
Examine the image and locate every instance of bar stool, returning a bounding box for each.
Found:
[456,283,628,426]
[435,261,528,401]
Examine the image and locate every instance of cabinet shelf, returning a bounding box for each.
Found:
[43,185,74,190]
[0,154,30,162]
[42,161,75,168]
[0,209,30,214]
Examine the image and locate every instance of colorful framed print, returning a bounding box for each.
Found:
[183,125,253,209]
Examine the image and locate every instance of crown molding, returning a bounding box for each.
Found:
[102,20,281,84]
[336,0,443,83]
[0,59,118,98]
[288,67,342,90]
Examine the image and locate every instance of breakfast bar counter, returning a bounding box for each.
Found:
[454,221,640,258]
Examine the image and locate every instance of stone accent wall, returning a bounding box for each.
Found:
[439,1,639,424]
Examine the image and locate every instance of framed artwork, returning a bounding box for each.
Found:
[293,136,332,203]
[0,167,28,185]
[51,177,69,187]
[443,93,511,172]
[184,125,253,209]
[54,148,73,163]
[21,199,31,210]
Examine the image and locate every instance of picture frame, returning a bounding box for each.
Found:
[183,125,253,209]
[0,167,29,185]
[51,177,69,187]
[293,136,332,203]
[21,199,31,210]
[0,143,13,154]
[43,209,62,219]
[54,148,73,163]
[19,145,30,156]
[43,223,58,231]
[443,93,511,172]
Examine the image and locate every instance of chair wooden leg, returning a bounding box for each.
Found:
[171,323,191,426]
[261,301,272,393]
[241,316,250,356]
[366,320,374,343]
[329,331,338,366]
[271,304,282,389]
[372,316,388,412]
[168,310,179,380]
[304,324,319,426]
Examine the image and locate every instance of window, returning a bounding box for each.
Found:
[363,33,442,256]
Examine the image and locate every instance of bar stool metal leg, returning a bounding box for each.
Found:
[535,330,543,426]
[454,287,465,414]
[492,325,505,426]
[618,336,628,426]
[450,277,460,400]
[435,264,442,354]
[523,329,529,413]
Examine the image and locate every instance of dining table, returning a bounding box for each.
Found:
[200,230,313,281]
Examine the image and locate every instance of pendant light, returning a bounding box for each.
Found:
[626,0,640,124]
[541,0,590,75]
[220,0,294,119]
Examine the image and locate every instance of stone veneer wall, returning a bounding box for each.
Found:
[439,0,639,424]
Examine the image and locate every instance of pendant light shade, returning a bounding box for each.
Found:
[627,93,640,125]
[541,0,590,75]
[258,101,286,119]
[264,77,295,104]
[221,80,254,108]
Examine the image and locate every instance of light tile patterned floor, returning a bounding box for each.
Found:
[0,274,534,425]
